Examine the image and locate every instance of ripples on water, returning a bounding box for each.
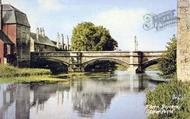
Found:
[0,71,160,119]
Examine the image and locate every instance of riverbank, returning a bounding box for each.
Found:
[146,80,190,118]
[0,67,113,84]
[0,75,66,84]
[0,64,51,77]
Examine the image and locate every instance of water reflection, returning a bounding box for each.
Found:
[72,92,115,117]
[0,71,158,119]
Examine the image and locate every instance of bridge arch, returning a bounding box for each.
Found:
[42,58,70,66]
[31,57,70,74]
[137,58,162,72]
[82,58,129,71]
[36,58,70,66]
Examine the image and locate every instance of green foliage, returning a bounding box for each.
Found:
[146,64,159,71]
[158,36,177,78]
[71,22,118,51]
[146,81,190,119]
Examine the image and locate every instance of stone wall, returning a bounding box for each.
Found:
[177,0,190,81]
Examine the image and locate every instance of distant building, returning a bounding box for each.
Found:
[30,28,71,52]
[56,33,70,51]
[0,3,30,66]
[30,28,57,52]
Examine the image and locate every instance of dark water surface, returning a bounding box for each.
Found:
[0,71,161,119]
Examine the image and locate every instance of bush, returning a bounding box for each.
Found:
[158,36,176,78]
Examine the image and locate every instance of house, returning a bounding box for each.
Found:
[30,28,57,52]
[30,28,71,52]
[0,3,31,66]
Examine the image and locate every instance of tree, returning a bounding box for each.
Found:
[158,35,177,77]
[71,22,118,51]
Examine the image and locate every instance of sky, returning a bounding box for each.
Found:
[2,0,177,51]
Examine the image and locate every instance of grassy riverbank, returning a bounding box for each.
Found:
[0,71,114,84]
[0,64,51,77]
[146,80,190,119]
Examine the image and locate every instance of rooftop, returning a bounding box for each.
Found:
[0,30,13,44]
[2,4,30,27]
[30,32,57,47]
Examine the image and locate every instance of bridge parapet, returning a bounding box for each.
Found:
[31,51,164,57]
[143,51,164,57]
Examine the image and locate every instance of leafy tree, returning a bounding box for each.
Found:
[158,35,177,77]
[71,22,118,51]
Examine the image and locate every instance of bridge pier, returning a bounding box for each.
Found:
[136,66,145,73]
[127,65,139,73]
[68,64,84,72]
[127,52,144,73]
[126,65,145,73]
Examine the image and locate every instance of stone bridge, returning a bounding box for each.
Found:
[31,51,164,73]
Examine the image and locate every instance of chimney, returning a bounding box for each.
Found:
[39,27,42,36]
[42,28,45,37]
[67,35,70,51]
[61,34,64,49]
[134,36,138,51]
[36,27,39,41]
[56,32,60,48]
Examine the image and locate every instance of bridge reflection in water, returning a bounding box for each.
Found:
[0,71,158,119]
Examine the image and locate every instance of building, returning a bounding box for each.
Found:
[0,3,31,66]
[0,31,14,64]
[56,32,70,51]
[0,2,70,66]
[30,28,57,52]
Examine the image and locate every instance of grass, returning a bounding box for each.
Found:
[0,75,65,84]
[0,64,117,84]
[146,64,159,71]
[0,71,116,84]
[0,64,51,77]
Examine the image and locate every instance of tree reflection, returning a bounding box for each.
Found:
[72,92,115,117]
[30,84,58,108]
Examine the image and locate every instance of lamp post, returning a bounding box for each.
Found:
[134,36,138,51]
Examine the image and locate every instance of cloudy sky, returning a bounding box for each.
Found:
[3,0,177,51]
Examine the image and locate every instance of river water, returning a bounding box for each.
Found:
[0,71,161,119]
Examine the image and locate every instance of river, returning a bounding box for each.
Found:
[0,71,162,119]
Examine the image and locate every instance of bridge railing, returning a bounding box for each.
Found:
[31,51,165,57]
